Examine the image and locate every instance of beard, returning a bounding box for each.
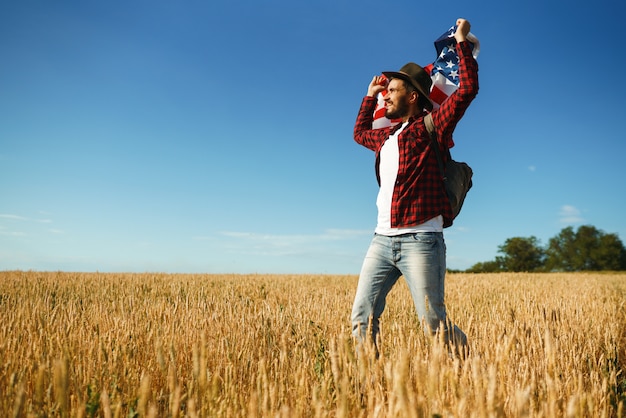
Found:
[384,100,409,120]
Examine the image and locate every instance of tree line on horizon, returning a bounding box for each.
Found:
[463,225,626,273]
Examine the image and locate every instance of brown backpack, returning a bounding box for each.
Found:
[424,113,473,226]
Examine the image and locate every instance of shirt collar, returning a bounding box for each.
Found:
[388,111,427,134]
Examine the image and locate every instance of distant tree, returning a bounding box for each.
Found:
[596,233,626,270]
[497,236,545,272]
[544,226,576,271]
[466,260,502,273]
[545,225,626,271]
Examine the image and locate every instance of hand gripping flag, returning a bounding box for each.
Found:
[372,25,480,130]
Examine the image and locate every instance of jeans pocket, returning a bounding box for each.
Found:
[411,233,438,245]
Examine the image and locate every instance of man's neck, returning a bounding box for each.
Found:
[402,105,421,122]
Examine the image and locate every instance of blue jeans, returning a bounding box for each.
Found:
[351,232,466,349]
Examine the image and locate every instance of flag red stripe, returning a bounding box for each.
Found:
[429,86,448,105]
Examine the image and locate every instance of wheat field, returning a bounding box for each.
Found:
[0,271,624,417]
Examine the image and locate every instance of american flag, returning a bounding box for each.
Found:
[372,25,480,129]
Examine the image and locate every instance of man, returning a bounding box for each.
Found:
[351,18,478,355]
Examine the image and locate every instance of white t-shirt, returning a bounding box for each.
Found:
[375,121,443,236]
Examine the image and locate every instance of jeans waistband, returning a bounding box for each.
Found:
[375,231,442,237]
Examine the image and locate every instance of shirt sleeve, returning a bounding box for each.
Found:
[431,40,479,143]
[353,96,389,152]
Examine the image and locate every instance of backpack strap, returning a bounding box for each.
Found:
[424,113,446,181]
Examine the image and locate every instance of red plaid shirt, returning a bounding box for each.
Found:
[354,41,479,228]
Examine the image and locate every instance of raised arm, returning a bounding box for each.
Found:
[431,18,479,143]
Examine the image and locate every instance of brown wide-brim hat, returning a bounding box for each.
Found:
[383,62,434,111]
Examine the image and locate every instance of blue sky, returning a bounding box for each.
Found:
[1,0,625,274]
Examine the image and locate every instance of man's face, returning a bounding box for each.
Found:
[384,78,411,120]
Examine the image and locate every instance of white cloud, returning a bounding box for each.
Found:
[0,214,28,221]
[207,229,371,259]
[528,165,536,172]
[559,205,584,224]
[186,229,373,273]
[0,213,55,238]
[192,236,214,241]
[0,230,26,237]
[219,229,370,245]
[0,213,51,223]
[323,229,372,239]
